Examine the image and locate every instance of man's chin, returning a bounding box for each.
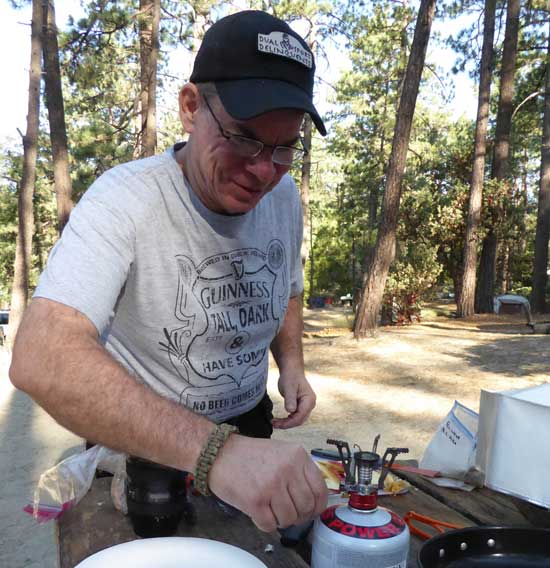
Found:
[223,200,259,215]
[223,193,265,215]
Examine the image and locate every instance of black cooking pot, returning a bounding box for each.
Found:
[418,526,550,567]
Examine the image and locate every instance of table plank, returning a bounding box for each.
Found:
[392,460,531,527]
[57,477,307,568]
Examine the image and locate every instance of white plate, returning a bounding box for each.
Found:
[75,537,268,568]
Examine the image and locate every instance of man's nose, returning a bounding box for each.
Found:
[245,148,277,183]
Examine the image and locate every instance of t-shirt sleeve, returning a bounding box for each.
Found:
[34,170,138,334]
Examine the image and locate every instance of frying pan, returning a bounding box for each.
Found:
[418,526,550,567]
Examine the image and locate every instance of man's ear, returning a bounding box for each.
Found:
[179,83,201,134]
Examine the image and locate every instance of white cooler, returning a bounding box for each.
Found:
[476,383,550,508]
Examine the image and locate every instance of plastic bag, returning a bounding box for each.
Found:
[420,400,478,480]
[23,445,127,522]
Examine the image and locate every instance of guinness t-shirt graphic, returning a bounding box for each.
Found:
[160,241,288,419]
[34,148,304,423]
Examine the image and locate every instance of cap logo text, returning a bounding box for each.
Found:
[257,32,312,68]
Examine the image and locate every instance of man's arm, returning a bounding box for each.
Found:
[270,294,316,429]
[10,298,212,471]
[10,298,327,531]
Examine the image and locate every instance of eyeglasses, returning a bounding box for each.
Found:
[202,96,307,166]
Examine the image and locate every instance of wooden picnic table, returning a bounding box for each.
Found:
[391,459,532,527]
[57,460,535,567]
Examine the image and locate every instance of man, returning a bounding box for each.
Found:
[10,10,328,532]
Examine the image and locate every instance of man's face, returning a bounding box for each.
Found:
[188,96,304,215]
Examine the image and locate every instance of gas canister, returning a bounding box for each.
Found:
[311,440,410,568]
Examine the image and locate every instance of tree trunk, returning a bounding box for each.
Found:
[453,266,463,308]
[300,114,313,269]
[351,236,357,296]
[34,215,44,275]
[457,0,496,318]
[476,232,498,311]
[8,0,43,347]
[43,0,73,233]
[139,0,160,157]
[497,241,510,293]
[300,18,320,269]
[475,0,520,312]
[354,0,437,338]
[308,206,314,300]
[531,26,550,313]
[368,81,389,230]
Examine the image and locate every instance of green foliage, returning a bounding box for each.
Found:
[384,241,442,322]
[317,0,480,310]
[0,133,60,301]
[328,1,415,225]
[383,112,473,319]
[302,141,348,298]
[0,152,19,304]
[60,1,142,196]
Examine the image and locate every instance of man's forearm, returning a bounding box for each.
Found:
[9,299,214,472]
[271,295,304,373]
[270,294,305,374]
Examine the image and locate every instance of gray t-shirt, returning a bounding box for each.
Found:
[35,146,304,422]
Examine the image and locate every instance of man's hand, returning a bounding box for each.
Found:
[208,435,328,532]
[272,373,316,429]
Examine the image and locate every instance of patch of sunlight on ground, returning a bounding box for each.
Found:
[268,369,451,420]
[365,339,416,356]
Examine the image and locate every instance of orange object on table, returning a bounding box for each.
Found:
[404,510,464,540]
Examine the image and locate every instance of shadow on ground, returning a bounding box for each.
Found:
[0,350,82,568]
[463,335,550,377]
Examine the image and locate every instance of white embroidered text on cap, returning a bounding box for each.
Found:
[257,32,312,69]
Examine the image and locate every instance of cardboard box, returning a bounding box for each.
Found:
[475,383,550,508]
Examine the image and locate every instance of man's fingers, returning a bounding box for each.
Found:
[272,412,306,429]
[270,490,299,529]
[208,437,327,534]
[284,388,297,413]
[272,406,312,429]
[287,480,316,524]
[273,395,314,429]
[251,508,279,533]
[304,459,329,517]
[253,459,327,531]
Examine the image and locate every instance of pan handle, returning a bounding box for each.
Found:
[404,511,463,540]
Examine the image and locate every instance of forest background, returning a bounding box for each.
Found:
[0,0,549,341]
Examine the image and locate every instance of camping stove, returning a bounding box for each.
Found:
[311,439,410,568]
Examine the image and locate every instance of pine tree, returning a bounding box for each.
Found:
[43,0,73,232]
[8,0,43,346]
[531,25,550,313]
[457,0,496,317]
[354,0,437,337]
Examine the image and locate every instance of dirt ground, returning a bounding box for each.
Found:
[268,301,550,460]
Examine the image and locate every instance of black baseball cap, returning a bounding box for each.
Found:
[189,10,326,136]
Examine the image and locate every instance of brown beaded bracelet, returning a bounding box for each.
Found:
[194,423,239,496]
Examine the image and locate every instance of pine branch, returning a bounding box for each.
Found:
[512,90,544,119]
